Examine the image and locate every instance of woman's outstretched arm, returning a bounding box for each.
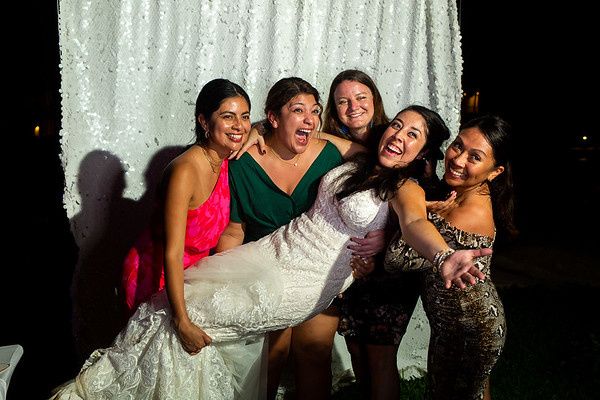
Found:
[391,179,488,289]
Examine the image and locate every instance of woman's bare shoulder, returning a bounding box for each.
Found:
[445,197,495,238]
[310,137,328,150]
[397,178,425,195]
[392,178,426,210]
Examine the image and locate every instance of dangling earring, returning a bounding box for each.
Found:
[205,130,210,139]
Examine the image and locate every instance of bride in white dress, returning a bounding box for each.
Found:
[52,105,486,400]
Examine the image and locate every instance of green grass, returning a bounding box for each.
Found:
[332,284,600,399]
[333,378,427,399]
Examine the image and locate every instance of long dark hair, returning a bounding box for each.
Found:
[194,78,251,145]
[336,105,450,201]
[263,77,321,135]
[461,115,517,237]
[323,69,389,139]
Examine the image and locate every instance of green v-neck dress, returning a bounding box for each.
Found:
[229,141,343,243]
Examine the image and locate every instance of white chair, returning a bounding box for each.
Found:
[0,345,23,400]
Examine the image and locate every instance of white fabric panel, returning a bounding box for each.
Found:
[58,0,461,381]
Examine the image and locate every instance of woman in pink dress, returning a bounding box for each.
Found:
[121,78,252,355]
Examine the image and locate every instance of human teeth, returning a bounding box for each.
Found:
[449,168,464,177]
[297,129,311,135]
[386,144,401,154]
[227,134,242,140]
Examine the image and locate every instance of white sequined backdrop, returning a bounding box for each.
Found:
[58,0,462,381]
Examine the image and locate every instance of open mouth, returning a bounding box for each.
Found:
[295,129,311,145]
[383,143,402,156]
[226,133,243,143]
[447,167,466,180]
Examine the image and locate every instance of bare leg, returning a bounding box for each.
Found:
[367,344,401,400]
[344,338,370,398]
[291,306,339,400]
[267,328,292,400]
[483,377,492,400]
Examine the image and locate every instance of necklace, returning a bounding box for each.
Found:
[268,147,301,167]
[200,146,222,173]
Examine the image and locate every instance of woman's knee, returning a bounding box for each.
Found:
[268,329,292,362]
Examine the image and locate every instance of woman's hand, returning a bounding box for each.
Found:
[350,255,375,279]
[439,248,491,289]
[426,191,457,214]
[347,229,386,257]
[174,317,213,355]
[229,121,267,159]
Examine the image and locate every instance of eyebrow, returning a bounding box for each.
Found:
[219,110,249,116]
[409,126,423,134]
[394,118,422,134]
[288,102,320,108]
[472,148,488,157]
[337,92,368,99]
[455,137,489,157]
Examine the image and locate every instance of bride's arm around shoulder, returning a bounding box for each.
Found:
[316,131,366,159]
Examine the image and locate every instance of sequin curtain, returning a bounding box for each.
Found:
[58,0,462,379]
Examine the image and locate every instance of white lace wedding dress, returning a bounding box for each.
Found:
[52,163,389,399]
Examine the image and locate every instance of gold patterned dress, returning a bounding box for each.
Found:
[384,212,505,400]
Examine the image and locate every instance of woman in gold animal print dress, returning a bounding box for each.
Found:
[385,115,516,400]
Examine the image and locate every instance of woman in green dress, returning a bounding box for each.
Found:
[216,77,377,400]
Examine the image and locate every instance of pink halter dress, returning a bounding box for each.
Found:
[122,159,230,312]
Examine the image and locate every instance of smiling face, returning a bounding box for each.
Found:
[443,127,504,190]
[334,80,375,142]
[378,110,428,169]
[267,93,322,156]
[198,95,251,157]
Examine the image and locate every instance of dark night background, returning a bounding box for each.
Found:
[5,1,598,399]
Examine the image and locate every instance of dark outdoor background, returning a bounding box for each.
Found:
[5,1,598,399]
